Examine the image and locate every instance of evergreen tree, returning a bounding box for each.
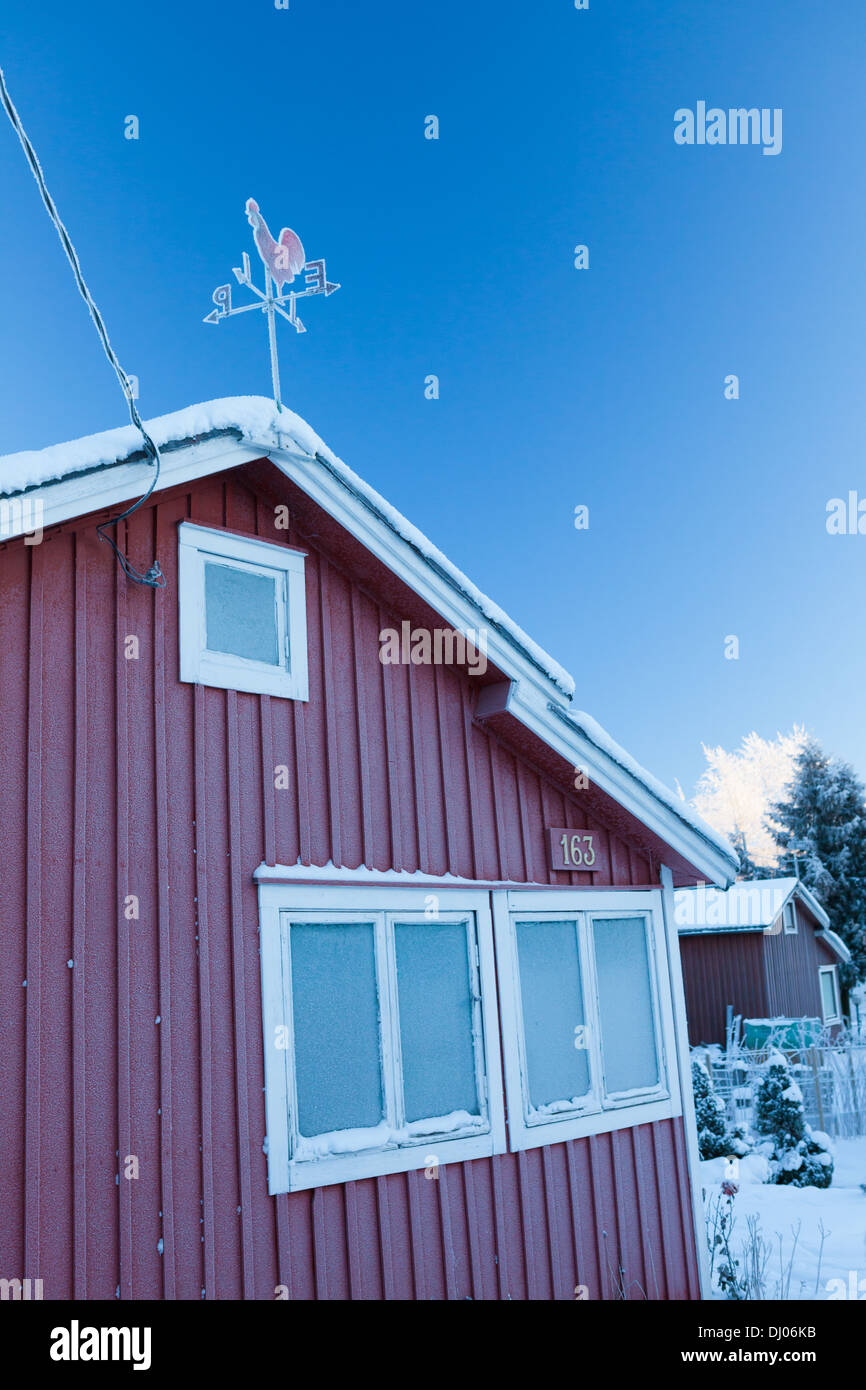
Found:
[754,1059,804,1149]
[771,737,866,990]
[753,1055,834,1189]
[692,1059,732,1159]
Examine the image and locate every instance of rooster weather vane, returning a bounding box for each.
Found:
[204,199,340,410]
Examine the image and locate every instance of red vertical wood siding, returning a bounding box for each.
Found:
[681,902,843,1046]
[680,932,768,1046]
[763,902,839,1021]
[0,466,700,1300]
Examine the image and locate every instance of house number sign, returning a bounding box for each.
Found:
[547,827,609,876]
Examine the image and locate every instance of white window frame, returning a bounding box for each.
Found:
[782,900,798,934]
[257,881,506,1193]
[492,889,681,1152]
[178,521,308,700]
[818,964,842,1024]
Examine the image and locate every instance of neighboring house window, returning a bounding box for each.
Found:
[493,890,679,1151]
[782,901,798,934]
[819,965,842,1024]
[178,522,308,699]
[256,883,506,1193]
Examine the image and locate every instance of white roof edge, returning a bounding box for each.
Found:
[0,396,738,885]
[793,881,831,931]
[817,929,851,964]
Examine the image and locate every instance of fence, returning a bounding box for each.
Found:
[695,1027,866,1140]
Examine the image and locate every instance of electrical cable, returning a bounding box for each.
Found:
[0,66,165,586]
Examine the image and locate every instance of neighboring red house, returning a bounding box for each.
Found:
[0,397,737,1301]
[676,878,850,1047]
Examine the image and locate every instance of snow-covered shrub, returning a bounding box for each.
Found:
[692,1058,743,1160]
[753,1053,834,1188]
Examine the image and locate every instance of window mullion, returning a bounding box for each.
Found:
[578,913,604,1111]
[465,917,488,1119]
[279,914,300,1156]
[379,913,404,1132]
[646,911,667,1080]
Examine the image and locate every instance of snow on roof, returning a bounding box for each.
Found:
[0,396,738,872]
[1,397,313,494]
[675,877,829,931]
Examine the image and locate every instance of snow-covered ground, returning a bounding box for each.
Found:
[701,1138,866,1300]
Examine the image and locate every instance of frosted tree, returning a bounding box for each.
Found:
[691,728,806,872]
[692,1059,732,1159]
[771,737,866,987]
[753,1054,833,1188]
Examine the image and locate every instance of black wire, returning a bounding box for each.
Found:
[0,66,165,586]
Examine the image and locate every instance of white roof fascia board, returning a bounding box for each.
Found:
[264,439,567,704]
[816,929,851,964]
[265,442,737,884]
[794,882,831,931]
[1,434,262,540]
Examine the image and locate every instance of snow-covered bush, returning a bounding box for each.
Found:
[692,1058,746,1160]
[753,1053,834,1188]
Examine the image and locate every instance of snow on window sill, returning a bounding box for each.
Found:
[292,1110,486,1163]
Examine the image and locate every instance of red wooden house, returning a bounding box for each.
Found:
[676,878,850,1046]
[0,397,737,1301]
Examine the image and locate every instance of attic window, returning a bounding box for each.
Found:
[782,901,797,934]
[819,965,841,1024]
[178,523,308,700]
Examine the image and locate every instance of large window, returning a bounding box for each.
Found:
[494,890,678,1151]
[178,522,308,699]
[819,965,841,1024]
[257,877,682,1187]
[257,883,505,1193]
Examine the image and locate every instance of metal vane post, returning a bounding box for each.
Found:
[204,198,340,410]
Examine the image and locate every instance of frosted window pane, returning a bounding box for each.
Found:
[593,916,659,1094]
[394,921,479,1122]
[290,922,383,1135]
[205,561,279,665]
[515,920,590,1109]
[820,972,837,1018]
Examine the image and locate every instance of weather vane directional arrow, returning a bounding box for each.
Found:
[203,198,340,410]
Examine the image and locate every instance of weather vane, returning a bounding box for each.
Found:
[203,198,340,410]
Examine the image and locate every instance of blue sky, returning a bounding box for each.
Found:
[1,0,865,799]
